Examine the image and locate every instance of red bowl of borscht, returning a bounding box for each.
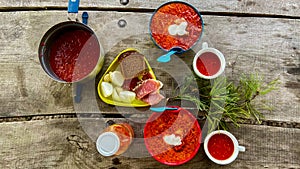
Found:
[150,1,204,52]
[38,21,104,83]
[144,106,201,165]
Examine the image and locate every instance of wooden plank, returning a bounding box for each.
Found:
[0,11,299,122]
[0,119,299,168]
[0,0,300,17]
[0,63,75,116]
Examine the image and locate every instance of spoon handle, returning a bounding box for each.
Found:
[164,107,178,111]
[157,50,176,63]
[150,107,178,113]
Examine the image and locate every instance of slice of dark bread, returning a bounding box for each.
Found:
[120,52,146,79]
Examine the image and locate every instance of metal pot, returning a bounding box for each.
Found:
[38,0,104,83]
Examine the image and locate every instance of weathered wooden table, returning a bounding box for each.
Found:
[0,0,299,168]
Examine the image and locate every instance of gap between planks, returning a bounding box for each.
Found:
[0,7,300,19]
[0,113,299,129]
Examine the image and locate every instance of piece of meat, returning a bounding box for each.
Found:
[141,71,154,80]
[141,92,164,105]
[133,79,163,99]
[122,71,154,91]
[122,77,140,91]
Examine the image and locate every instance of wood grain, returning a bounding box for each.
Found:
[0,2,299,169]
[0,118,299,168]
[0,0,299,17]
[0,11,298,123]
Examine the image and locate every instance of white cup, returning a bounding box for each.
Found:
[193,42,226,79]
[204,130,245,165]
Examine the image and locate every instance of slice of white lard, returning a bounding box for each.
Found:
[163,134,182,146]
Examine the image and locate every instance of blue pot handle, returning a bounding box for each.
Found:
[82,12,89,25]
[68,0,80,13]
[73,12,89,103]
[74,83,83,103]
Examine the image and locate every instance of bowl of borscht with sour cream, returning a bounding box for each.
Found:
[144,106,201,165]
[149,1,204,62]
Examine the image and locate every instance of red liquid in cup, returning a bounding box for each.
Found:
[49,29,100,82]
[207,133,234,160]
[196,52,221,76]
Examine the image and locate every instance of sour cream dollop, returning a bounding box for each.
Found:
[168,18,189,36]
[163,134,182,146]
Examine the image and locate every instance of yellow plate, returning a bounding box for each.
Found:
[97,48,156,107]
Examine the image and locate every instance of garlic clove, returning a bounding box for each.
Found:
[112,88,121,102]
[101,82,113,97]
[110,71,125,87]
[119,91,136,103]
[115,87,124,93]
[103,73,112,82]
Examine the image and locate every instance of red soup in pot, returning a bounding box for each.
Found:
[49,29,100,82]
[150,2,203,51]
[207,133,234,160]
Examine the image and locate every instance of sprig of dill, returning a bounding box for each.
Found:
[170,73,279,131]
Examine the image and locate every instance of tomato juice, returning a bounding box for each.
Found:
[196,52,221,76]
[207,133,234,160]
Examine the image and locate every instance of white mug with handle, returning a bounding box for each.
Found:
[204,130,245,165]
[193,42,226,79]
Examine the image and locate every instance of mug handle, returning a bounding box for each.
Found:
[238,145,246,152]
[202,42,208,49]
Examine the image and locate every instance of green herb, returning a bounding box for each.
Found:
[171,73,279,131]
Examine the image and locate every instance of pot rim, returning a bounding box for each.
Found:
[38,21,104,83]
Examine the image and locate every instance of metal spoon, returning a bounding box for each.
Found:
[150,107,178,113]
